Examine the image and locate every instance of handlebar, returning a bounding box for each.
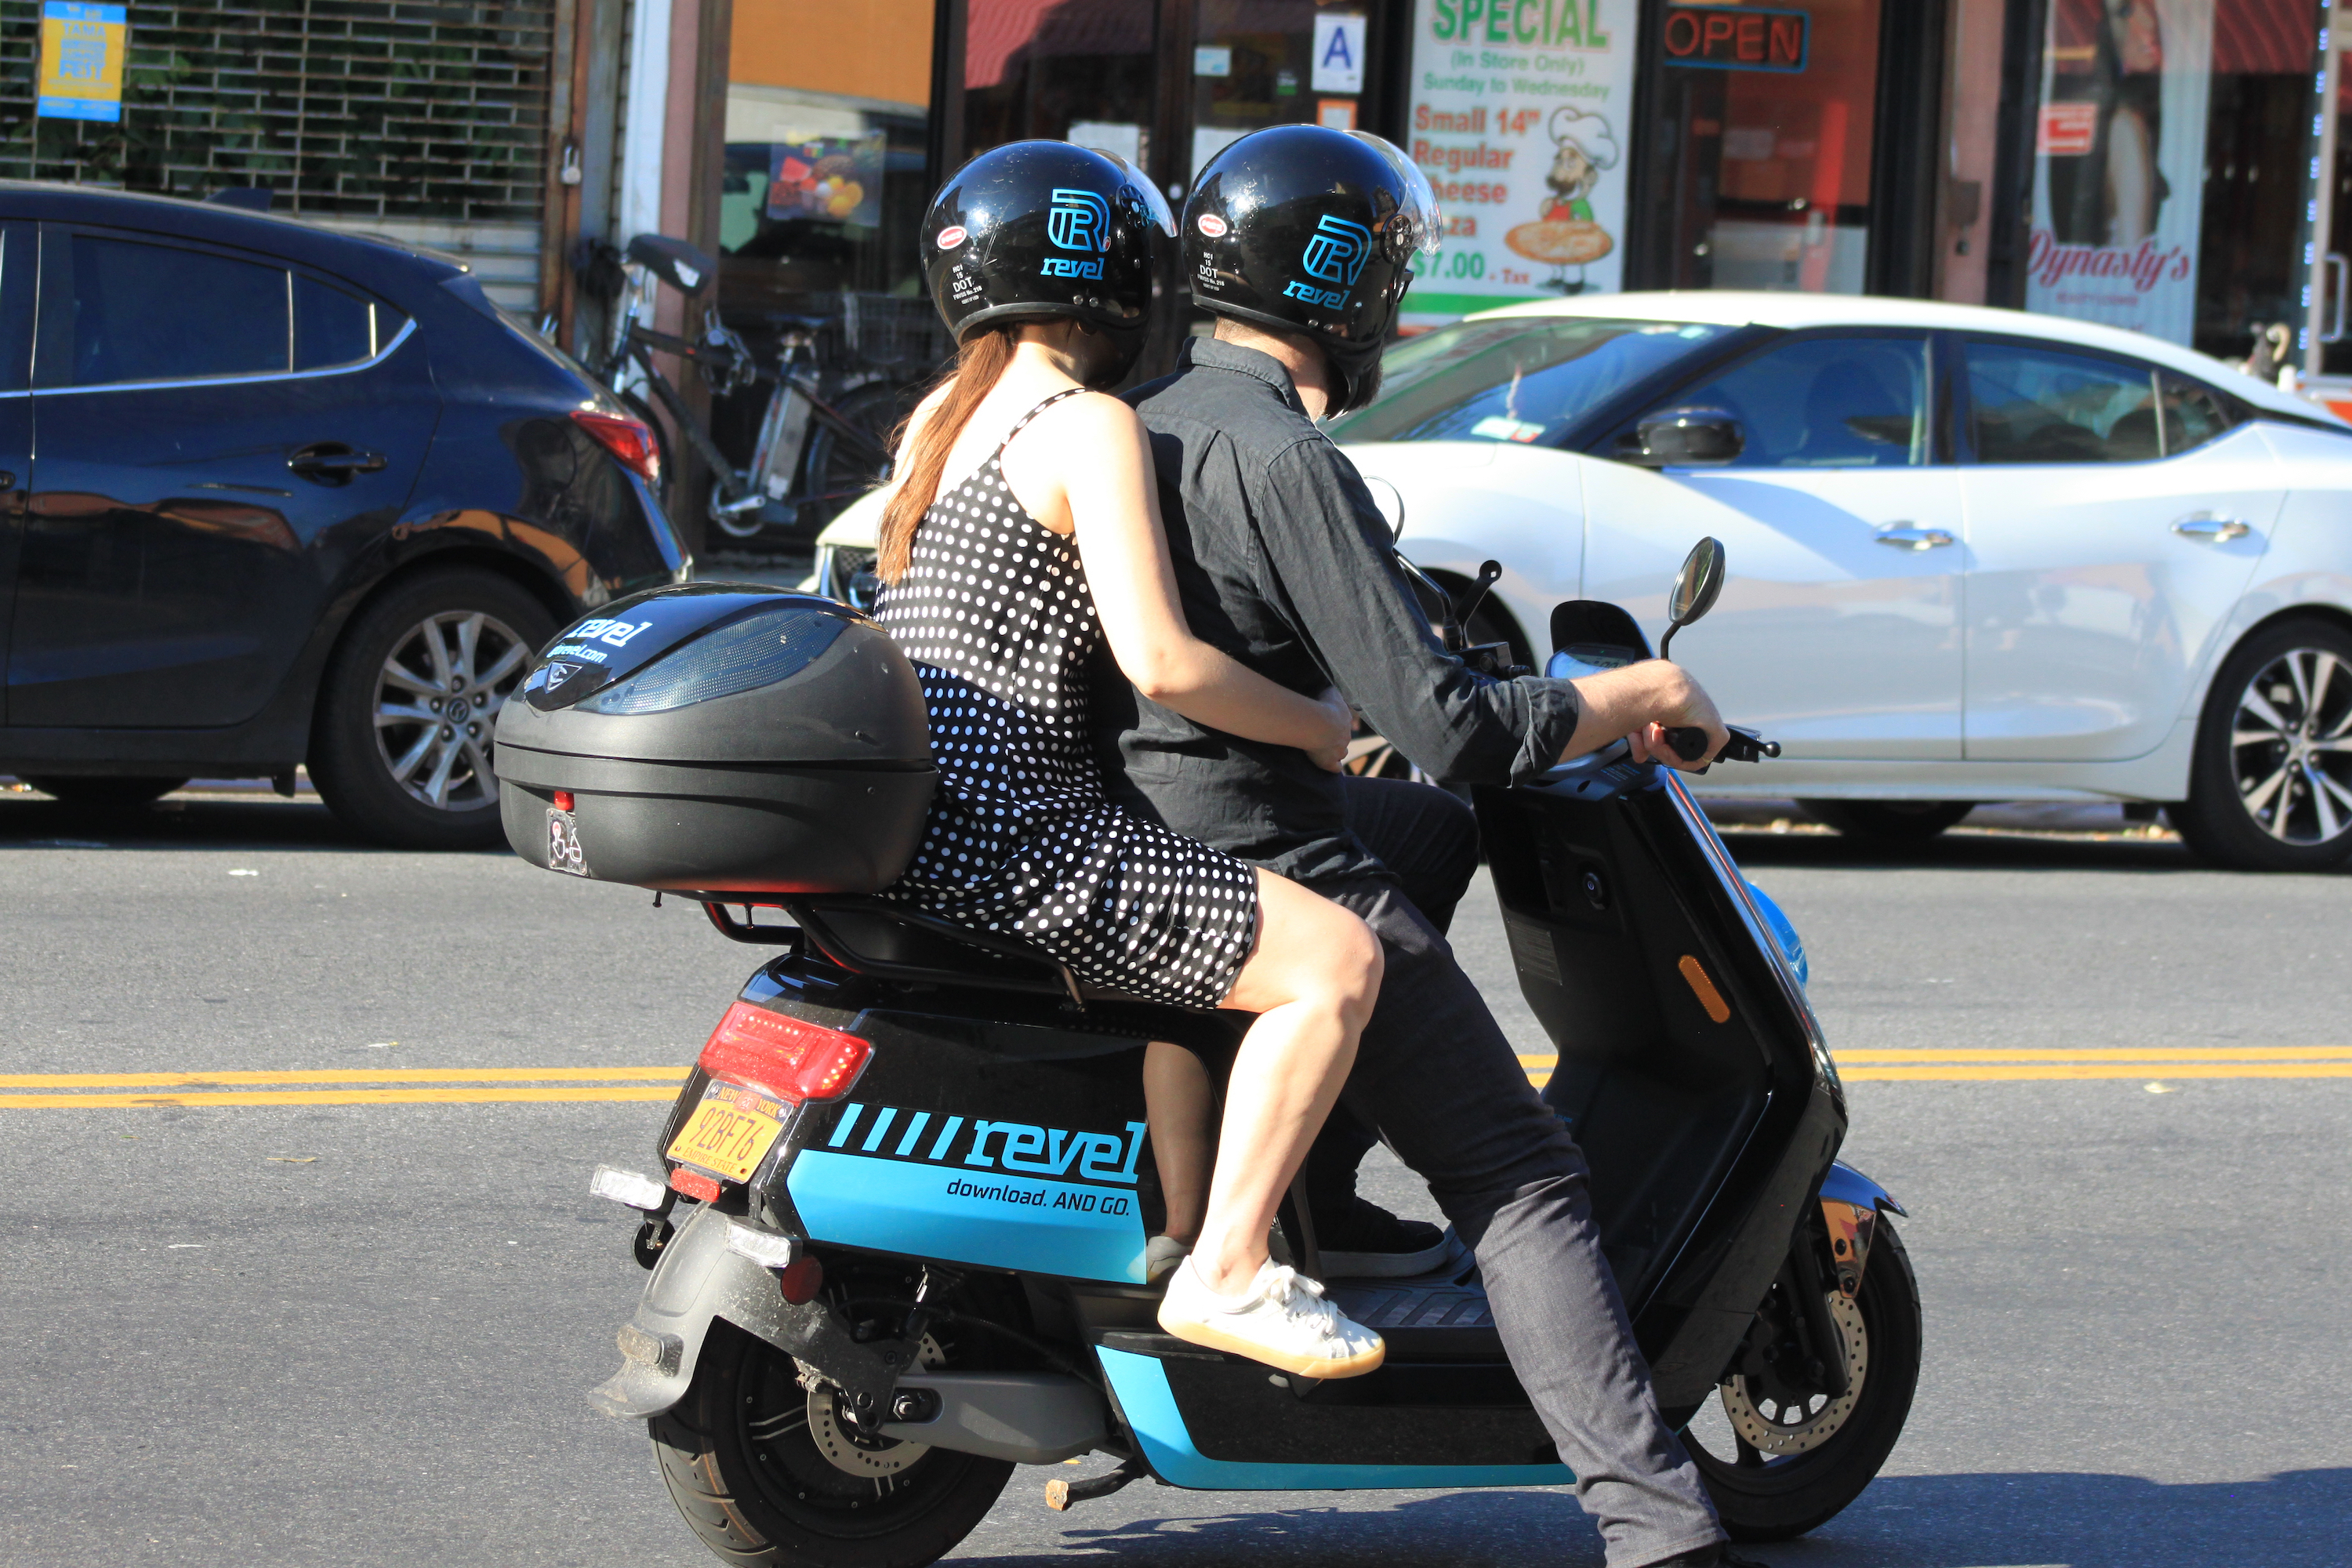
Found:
[1662,724,1780,766]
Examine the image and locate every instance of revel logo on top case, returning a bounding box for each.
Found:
[1042,187,1109,279]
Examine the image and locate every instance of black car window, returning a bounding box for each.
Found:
[1657,334,1930,467]
[2160,372,2238,455]
[1964,339,2161,463]
[70,234,289,387]
[1327,318,1737,448]
[293,273,375,370]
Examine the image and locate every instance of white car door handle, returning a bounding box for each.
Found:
[1875,525,1955,550]
[2172,514,2251,543]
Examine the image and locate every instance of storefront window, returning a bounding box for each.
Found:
[720,0,935,310]
[1189,1,1369,178]
[2026,0,2318,356]
[963,0,1162,166]
[1641,0,1883,293]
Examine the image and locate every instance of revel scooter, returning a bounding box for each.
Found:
[503,542,1920,1566]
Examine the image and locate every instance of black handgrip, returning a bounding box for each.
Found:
[1662,725,1710,762]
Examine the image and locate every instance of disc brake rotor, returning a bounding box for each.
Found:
[805,1335,943,1479]
[1719,1291,1867,1456]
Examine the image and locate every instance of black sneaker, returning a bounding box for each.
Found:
[1314,1198,1450,1278]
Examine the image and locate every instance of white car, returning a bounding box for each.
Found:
[811,292,2352,870]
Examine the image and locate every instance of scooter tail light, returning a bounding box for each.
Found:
[571,408,661,484]
[696,1001,870,1105]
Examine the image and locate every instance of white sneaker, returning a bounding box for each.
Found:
[1156,1256,1386,1379]
[1144,1235,1191,1283]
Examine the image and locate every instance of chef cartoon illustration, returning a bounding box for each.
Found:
[1509,107,1619,293]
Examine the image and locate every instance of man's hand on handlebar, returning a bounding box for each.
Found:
[1559,660,1729,771]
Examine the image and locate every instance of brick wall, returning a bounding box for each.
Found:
[0,0,556,222]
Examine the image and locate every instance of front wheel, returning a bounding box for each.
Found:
[650,1318,1014,1568]
[1683,1218,1922,1541]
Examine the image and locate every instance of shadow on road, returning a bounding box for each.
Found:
[1719,828,2221,876]
[982,1466,2347,1565]
[0,793,497,853]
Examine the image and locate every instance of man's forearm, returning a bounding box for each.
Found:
[1560,661,1725,764]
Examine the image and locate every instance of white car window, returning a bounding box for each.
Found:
[2158,372,2237,456]
[1664,334,1929,468]
[1965,339,2161,464]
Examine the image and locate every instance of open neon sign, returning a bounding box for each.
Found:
[1661,5,1809,73]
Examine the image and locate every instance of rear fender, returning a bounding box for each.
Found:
[591,1203,906,1419]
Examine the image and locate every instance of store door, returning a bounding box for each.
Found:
[1632,0,1887,293]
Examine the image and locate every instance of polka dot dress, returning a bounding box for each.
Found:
[876,389,1259,1009]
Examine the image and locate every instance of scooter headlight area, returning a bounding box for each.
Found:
[520,543,1918,1566]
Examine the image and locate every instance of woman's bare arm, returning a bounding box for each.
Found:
[1023,395,1352,762]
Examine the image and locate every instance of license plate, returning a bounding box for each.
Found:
[667,1083,787,1183]
[546,808,589,876]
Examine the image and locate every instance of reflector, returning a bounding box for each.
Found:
[668,1167,720,1202]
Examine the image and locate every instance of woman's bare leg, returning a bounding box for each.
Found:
[1142,1041,1212,1245]
[1187,869,1382,1297]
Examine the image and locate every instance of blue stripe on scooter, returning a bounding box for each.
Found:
[786,1149,1146,1283]
[1097,1348,1576,1490]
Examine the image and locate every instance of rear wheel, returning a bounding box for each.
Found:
[20,775,189,808]
[308,569,553,850]
[2169,616,2352,871]
[1798,800,1975,842]
[1683,1219,1922,1541]
[650,1316,1014,1568]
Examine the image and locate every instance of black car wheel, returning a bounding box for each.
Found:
[1798,800,1976,842]
[1684,1219,1922,1541]
[310,568,554,849]
[2169,616,2352,871]
[20,775,191,808]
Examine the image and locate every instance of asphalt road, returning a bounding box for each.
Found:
[1,790,2345,1567]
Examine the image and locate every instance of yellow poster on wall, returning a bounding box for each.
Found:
[39,2,127,124]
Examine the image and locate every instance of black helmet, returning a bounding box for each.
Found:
[1182,126,1441,412]
[920,141,1175,378]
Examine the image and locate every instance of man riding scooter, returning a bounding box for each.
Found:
[1097,125,1753,1568]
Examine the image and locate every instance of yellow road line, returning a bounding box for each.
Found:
[0,1086,685,1109]
[0,1066,691,1089]
[1839,1063,2352,1082]
[1834,1046,2352,1064]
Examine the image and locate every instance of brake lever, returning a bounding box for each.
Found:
[1658,724,1780,769]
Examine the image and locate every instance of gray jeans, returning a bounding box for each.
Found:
[1311,780,1726,1566]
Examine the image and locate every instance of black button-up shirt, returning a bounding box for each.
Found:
[1091,336,1584,886]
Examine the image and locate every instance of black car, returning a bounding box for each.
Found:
[0,183,687,848]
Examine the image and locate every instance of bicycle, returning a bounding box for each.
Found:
[582,234,905,546]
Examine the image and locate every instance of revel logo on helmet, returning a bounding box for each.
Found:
[1285,213,1374,308]
[1042,187,1110,279]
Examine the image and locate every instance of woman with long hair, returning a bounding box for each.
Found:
[873,143,1386,1377]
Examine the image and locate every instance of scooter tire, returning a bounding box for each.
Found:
[1688,1218,1922,1541]
[648,1318,1014,1568]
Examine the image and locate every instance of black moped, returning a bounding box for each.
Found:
[498,541,1921,1567]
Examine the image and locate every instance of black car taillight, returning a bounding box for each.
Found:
[572,408,661,484]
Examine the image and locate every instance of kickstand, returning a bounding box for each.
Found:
[1044,1457,1147,1510]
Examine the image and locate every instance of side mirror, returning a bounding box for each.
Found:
[1364,475,1407,543]
[1658,537,1726,660]
[1619,407,1745,467]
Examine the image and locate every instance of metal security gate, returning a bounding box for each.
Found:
[0,0,557,310]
